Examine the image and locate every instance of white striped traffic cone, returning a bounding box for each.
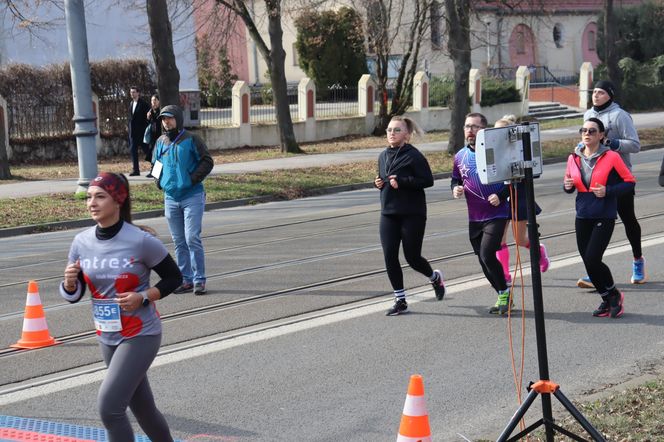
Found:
[11,281,60,349]
[397,374,432,441]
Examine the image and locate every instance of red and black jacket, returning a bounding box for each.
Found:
[564,150,635,219]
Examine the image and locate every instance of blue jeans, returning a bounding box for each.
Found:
[164,191,206,285]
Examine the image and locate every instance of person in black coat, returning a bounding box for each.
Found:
[374,116,446,316]
[128,86,151,176]
[145,94,161,161]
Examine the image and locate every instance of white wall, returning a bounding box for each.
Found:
[0,1,198,89]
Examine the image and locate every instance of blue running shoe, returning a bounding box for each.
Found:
[576,275,593,289]
[631,257,646,284]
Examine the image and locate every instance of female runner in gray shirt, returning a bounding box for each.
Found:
[60,172,182,441]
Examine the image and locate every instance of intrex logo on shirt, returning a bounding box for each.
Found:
[80,256,136,269]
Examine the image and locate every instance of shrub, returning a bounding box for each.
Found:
[480,78,521,107]
[0,59,155,141]
[429,75,455,107]
[294,7,367,99]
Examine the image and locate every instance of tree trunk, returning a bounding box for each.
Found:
[604,0,622,100]
[445,0,471,154]
[0,115,10,179]
[216,0,301,153]
[373,69,390,136]
[265,0,301,153]
[146,0,180,106]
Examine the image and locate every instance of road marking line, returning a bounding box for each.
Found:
[2,234,663,405]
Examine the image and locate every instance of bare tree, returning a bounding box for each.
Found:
[444,0,470,154]
[603,0,622,100]
[146,0,181,106]
[0,0,62,179]
[356,0,431,135]
[213,0,302,153]
[0,109,9,179]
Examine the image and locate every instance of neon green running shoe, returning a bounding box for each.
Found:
[489,290,513,315]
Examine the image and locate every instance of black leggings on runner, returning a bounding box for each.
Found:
[469,219,508,292]
[98,334,173,442]
[617,191,642,259]
[575,218,616,294]
[380,214,433,291]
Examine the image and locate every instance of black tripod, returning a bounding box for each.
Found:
[496,124,606,442]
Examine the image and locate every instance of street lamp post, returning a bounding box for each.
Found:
[64,0,98,194]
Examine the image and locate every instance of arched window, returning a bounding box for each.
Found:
[588,30,596,51]
[553,23,564,48]
[516,31,525,54]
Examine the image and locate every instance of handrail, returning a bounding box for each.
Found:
[489,65,578,86]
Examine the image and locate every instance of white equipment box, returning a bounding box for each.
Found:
[475,123,543,185]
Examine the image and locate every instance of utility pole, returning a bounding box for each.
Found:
[64,0,98,194]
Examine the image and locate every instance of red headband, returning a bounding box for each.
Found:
[89,173,128,204]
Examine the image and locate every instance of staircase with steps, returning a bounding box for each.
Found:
[527,102,585,121]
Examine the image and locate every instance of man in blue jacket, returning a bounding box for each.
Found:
[152,105,214,295]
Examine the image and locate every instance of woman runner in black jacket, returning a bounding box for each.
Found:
[374,116,446,316]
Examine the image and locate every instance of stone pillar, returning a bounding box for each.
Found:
[358,74,376,134]
[91,92,102,153]
[469,68,482,112]
[232,81,251,145]
[412,71,429,111]
[515,66,531,118]
[298,77,316,141]
[412,71,429,129]
[579,62,594,110]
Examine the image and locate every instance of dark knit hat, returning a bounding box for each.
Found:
[594,80,615,99]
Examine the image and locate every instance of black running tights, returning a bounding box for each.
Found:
[575,217,616,294]
[469,219,508,292]
[380,214,433,291]
[98,335,173,442]
[617,191,642,259]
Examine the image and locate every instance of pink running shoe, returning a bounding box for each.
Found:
[539,244,550,273]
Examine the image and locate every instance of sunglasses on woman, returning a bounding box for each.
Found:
[579,127,599,135]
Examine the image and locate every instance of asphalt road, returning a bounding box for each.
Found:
[1,148,663,441]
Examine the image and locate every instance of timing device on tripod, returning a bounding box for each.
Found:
[474,122,606,442]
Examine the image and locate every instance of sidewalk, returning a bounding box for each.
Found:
[2,111,663,200]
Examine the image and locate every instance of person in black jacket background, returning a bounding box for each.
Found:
[128,86,151,176]
[374,116,446,316]
[145,94,161,177]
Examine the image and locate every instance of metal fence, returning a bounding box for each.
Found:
[97,94,128,136]
[7,94,128,142]
[197,83,363,128]
[316,85,359,119]
[8,95,74,141]
[199,94,233,127]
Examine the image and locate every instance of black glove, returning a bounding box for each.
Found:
[604,138,620,151]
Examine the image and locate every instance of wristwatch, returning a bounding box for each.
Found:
[140,290,150,307]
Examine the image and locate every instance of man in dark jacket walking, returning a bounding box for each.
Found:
[128,86,151,176]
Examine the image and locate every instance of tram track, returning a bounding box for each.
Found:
[1,207,663,313]
[3,214,664,360]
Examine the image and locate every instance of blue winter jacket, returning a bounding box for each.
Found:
[153,105,213,201]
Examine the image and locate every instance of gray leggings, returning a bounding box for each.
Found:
[98,335,173,442]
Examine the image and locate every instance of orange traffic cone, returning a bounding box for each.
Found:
[397,374,431,442]
[11,281,60,349]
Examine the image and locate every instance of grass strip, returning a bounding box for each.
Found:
[1,127,663,229]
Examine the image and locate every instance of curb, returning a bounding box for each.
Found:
[1,144,661,238]
[0,171,453,238]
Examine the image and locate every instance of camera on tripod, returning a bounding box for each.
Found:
[475,123,543,185]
